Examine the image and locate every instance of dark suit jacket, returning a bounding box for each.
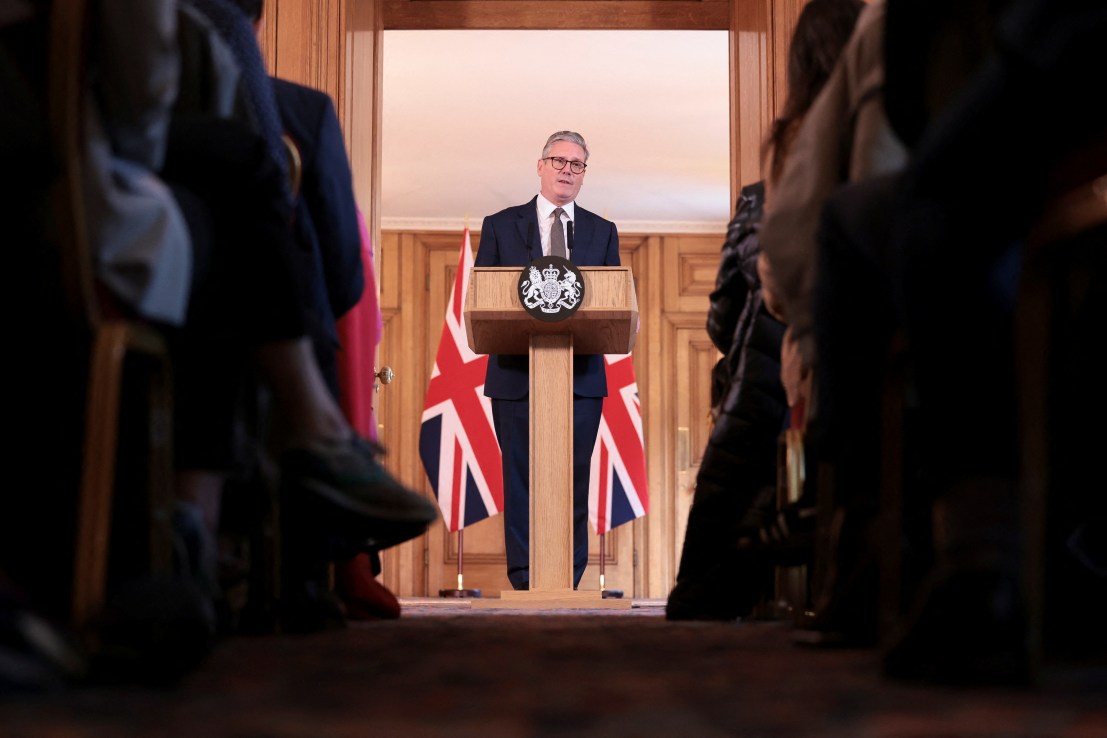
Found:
[475,196,620,399]
[271,77,364,352]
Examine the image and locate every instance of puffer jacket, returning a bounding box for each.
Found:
[708,182,766,355]
[707,181,782,430]
[668,180,791,620]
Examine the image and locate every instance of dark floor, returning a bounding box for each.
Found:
[2,599,1105,738]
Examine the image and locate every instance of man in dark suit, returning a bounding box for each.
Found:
[272,76,364,400]
[475,131,621,590]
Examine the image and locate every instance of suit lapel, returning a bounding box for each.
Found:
[570,207,592,264]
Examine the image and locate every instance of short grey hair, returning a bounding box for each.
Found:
[542,131,589,162]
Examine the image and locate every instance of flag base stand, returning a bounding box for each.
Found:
[596,538,624,599]
[439,588,482,598]
[440,530,482,598]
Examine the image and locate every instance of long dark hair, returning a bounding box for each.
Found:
[765,0,865,184]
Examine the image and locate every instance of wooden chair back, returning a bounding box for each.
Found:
[47,0,177,629]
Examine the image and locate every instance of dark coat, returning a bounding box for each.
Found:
[668,180,790,619]
[272,77,364,395]
[700,180,787,518]
[707,180,772,420]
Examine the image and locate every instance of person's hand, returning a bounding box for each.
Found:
[779,326,808,413]
[757,252,787,322]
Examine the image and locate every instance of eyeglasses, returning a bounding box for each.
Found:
[543,156,587,174]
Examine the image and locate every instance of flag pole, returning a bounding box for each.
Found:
[599,532,606,592]
[439,528,481,598]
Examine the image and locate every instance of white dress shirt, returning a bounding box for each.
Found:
[536,194,575,257]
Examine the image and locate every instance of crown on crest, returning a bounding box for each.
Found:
[542,264,560,281]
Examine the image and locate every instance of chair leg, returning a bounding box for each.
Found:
[72,323,175,628]
[1015,179,1106,671]
[72,325,128,627]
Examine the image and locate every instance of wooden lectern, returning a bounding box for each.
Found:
[464,266,638,609]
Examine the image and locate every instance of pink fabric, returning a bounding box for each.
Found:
[334,209,397,613]
[336,208,384,440]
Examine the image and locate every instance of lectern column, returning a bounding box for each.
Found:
[527,333,574,591]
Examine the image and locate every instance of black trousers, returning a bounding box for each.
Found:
[162,114,310,470]
[492,395,602,590]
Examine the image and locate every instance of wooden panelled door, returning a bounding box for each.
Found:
[376,230,722,599]
[635,234,726,596]
[662,236,726,583]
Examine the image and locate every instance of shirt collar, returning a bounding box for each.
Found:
[537,193,575,222]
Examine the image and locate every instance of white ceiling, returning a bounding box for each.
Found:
[381,30,731,234]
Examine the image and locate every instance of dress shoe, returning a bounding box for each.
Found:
[667,509,815,622]
[282,435,438,542]
[665,564,769,622]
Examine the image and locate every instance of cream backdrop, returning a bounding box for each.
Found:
[381,30,731,234]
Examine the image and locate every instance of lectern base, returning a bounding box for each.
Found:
[470,589,632,610]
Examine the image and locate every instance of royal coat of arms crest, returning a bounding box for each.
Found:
[517,255,585,322]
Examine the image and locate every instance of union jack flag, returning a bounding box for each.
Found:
[419,230,504,531]
[589,353,649,535]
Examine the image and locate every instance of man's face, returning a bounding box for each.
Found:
[538,141,587,206]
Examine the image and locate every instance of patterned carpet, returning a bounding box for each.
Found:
[3,599,1105,737]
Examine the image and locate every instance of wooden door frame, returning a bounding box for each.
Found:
[261,0,803,596]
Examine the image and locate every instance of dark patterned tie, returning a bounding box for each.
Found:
[550,207,567,258]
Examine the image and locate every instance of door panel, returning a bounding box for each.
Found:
[671,317,721,559]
